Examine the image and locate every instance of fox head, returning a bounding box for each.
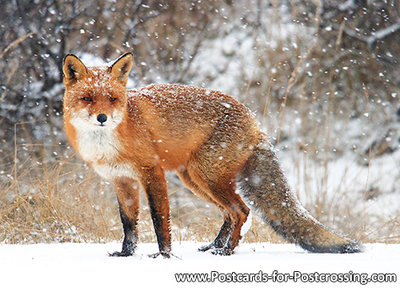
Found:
[62,53,133,130]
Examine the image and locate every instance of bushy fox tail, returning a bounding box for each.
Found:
[237,136,362,253]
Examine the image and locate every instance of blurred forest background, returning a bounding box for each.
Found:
[1,0,399,245]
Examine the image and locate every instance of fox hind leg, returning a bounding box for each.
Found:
[209,185,249,256]
[185,165,250,256]
[183,123,254,255]
[198,210,232,252]
[177,169,233,251]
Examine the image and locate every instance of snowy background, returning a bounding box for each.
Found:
[0,0,399,275]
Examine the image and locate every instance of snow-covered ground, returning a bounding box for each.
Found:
[0,242,398,287]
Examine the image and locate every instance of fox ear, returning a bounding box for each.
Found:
[63,54,88,84]
[109,53,133,86]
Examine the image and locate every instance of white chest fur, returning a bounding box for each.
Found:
[76,128,120,162]
[73,122,138,181]
[70,108,124,163]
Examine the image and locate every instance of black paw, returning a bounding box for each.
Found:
[148,251,178,259]
[198,243,219,252]
[211,247,234,256]
[198,241,225,252]
[198,244,212,252]
[108,250,135,257]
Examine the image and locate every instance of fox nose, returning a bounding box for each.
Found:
[97,113,107,124]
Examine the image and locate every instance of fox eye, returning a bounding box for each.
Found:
[109,97,117,102]
[82,97,93,102]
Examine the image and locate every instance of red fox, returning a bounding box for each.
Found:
[62,52,362,258]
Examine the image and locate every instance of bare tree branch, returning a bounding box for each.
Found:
[342,20,400,49]
[321,0,366,21]
[0,32,34,60]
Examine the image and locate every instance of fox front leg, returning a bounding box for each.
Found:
[141,166,172,258]
[109,178,140,257]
